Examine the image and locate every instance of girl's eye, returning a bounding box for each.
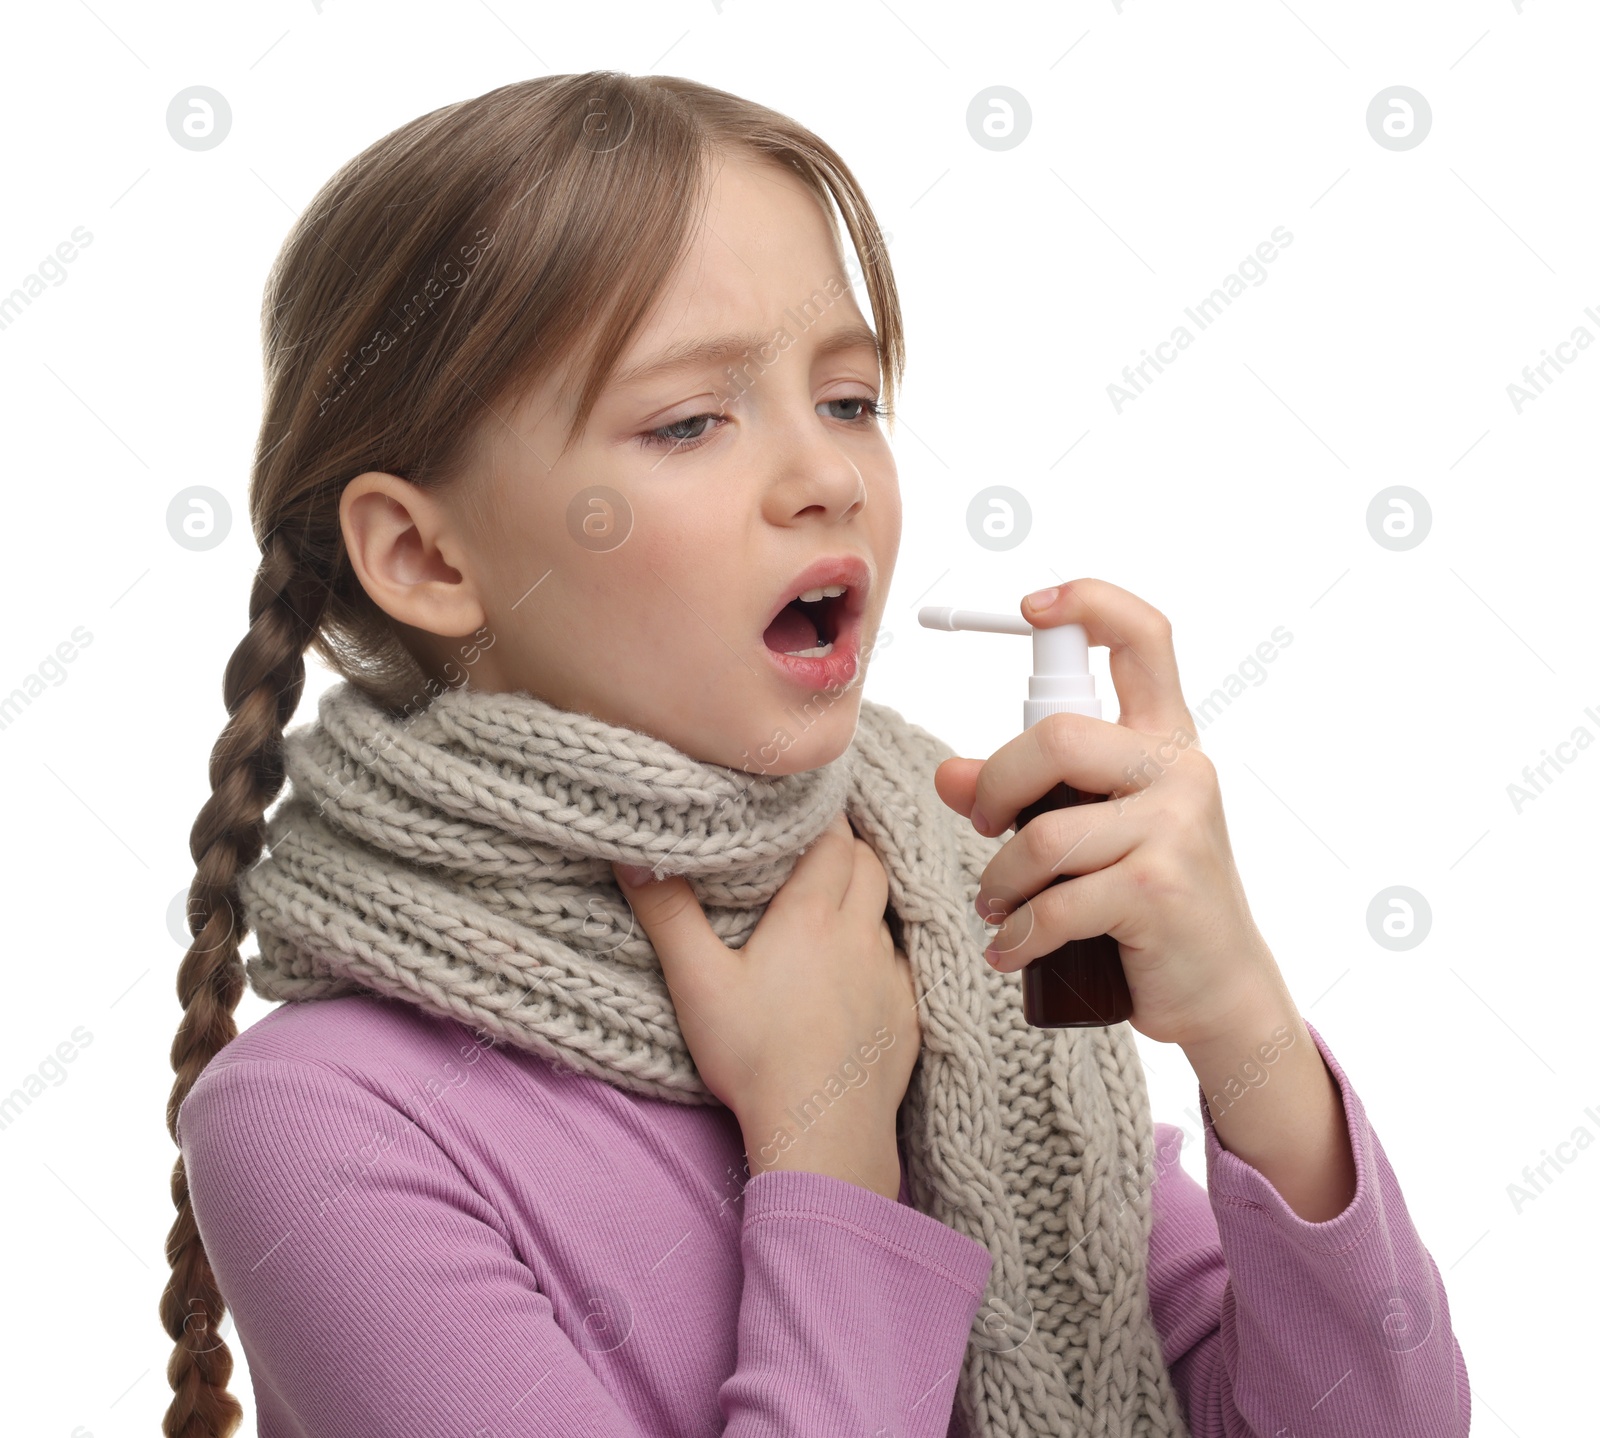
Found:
[641,411,724,451]
[638,395,888,453]
[820,396,885,424]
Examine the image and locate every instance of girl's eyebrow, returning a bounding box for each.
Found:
[611,321,882,390]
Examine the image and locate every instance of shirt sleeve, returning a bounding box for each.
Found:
[726,1165,992,1432]
[176,1055,993,1438]
[1143,1020,1471,1438]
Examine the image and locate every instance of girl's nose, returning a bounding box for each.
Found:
[759,414,869,523]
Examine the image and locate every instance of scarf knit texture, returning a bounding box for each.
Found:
[240,679,1192,1438]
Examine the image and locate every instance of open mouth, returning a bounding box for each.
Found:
[763,584,849,658]
[757,554,872,687]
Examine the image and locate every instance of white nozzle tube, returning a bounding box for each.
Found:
[917,606,1033,636]
[917,605,1102,727]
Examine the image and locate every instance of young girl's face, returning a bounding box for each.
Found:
[408,149,900,775]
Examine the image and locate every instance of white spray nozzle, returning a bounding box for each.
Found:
[917,605,1101,727]
[917,607,1032,636]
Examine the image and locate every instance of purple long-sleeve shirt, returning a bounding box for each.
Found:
[176,992,1470,1437]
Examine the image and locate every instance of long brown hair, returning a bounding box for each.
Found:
[160,70,904,1436]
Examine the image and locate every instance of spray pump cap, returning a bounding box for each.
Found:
[917,606,1101,729]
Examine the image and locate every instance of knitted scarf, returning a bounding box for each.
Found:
[239,679,1191,1438]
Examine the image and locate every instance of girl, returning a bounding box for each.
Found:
[163,71,1469,1438]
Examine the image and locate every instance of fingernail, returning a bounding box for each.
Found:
[970,806,994,836]
[615,863,655,887]
[984,944,1005,967]
[1024,586,1059,611]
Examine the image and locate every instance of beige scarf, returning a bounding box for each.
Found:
[240,679,1190,1438]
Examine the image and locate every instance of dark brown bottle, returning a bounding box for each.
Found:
[1010,780,1133,1027]
[917,605,1131,1027]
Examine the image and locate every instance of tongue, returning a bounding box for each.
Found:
[764,599,822,654]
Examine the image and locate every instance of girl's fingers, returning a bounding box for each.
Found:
[780,810,858,906]
[980,861,1133,972]
[973,798,1139,928]
[968,706,1193,836]
[1021,577,1195,741]
[842,831,891,924]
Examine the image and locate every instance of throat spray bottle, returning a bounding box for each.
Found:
[918,605,1133,1029]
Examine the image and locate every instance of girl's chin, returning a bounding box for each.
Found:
[728,695,862,778]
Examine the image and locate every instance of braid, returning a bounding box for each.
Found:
[159,533,326,1438]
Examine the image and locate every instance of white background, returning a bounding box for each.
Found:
[1,1,1591,1433]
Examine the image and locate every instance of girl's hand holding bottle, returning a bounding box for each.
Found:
[934,576,1358,1221]
[932,576,1288,1054]
[614,811,919,1202]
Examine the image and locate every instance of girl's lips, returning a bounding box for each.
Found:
[761,605,864,691]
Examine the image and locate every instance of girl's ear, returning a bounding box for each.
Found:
[339,470,488,639]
